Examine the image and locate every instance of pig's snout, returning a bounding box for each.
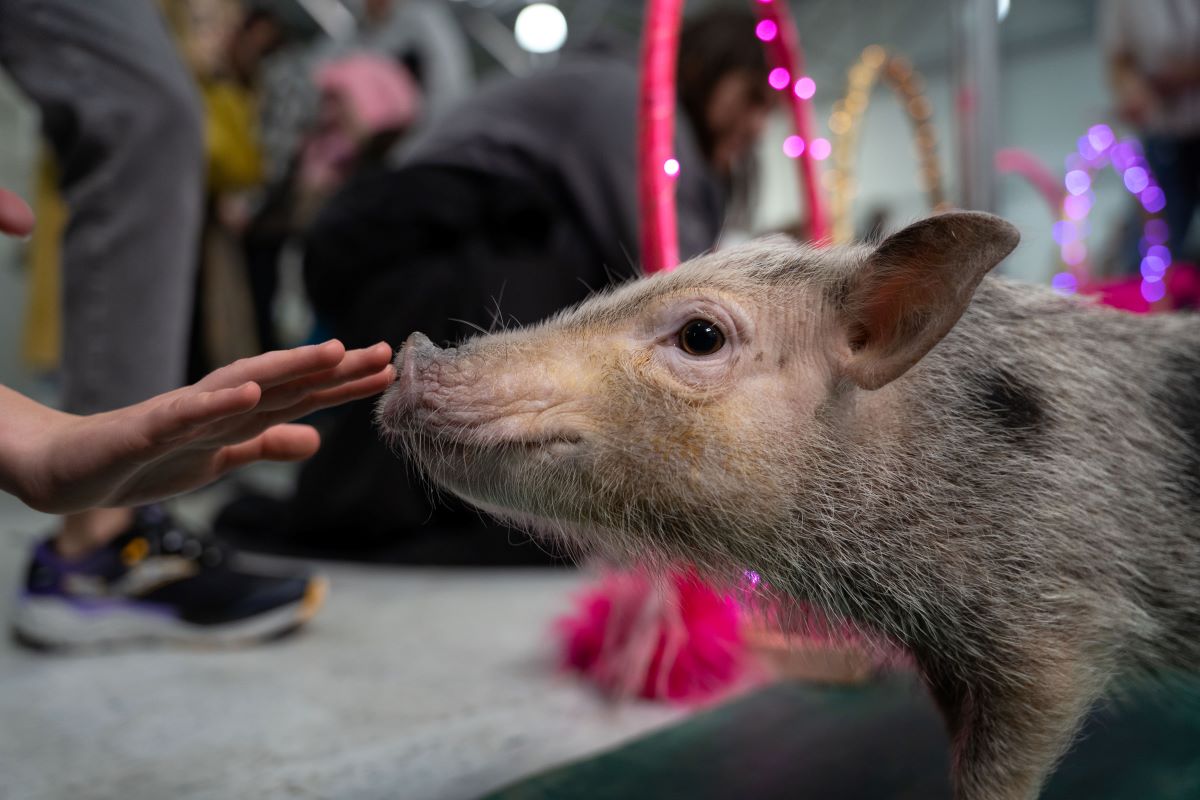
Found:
[379,329,585,450]
[380,331,441,418]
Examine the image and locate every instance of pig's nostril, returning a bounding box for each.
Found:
[405,331,438,354]
[396,331,439,387]
[382,332,438,418]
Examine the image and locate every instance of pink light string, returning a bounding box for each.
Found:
[750,0,829,245]
[995,136,1184,309]
[638,0,830,275]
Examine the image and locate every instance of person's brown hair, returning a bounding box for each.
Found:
[677,7,770,163]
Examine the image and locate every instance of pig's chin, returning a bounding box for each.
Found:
[388,419,588,516]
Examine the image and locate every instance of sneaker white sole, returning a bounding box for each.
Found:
[11,577,328,650]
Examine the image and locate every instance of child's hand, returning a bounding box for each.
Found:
[10,340,395,513]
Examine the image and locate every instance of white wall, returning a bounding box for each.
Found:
[751,30,1123,286]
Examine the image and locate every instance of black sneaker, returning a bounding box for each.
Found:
[12,505,327,649]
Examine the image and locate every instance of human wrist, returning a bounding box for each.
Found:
[0,394,78,512]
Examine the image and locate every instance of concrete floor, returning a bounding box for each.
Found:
[0,489,690,800]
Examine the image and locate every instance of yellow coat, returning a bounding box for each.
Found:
[201,79,264,193]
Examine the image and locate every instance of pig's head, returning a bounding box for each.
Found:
[377,212,1019,574]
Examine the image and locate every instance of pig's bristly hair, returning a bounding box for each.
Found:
[383,229,1200,800]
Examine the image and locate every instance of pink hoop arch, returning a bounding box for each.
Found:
[994,138,1178,306]
[994,147,1065,217]
[638,0,829,274]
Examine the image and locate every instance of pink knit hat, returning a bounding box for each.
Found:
[314,52,422,135]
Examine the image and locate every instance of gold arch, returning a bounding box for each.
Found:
[828,46,948,243]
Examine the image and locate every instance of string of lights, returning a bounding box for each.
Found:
[1050,124,1172,305]
[827,45,947,244]
[751,0,829,243]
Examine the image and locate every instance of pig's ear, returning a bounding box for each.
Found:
[836,211,1019,391]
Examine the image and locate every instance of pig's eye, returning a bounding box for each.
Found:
[678,319,726,356]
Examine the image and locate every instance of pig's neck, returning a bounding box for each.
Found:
[795,277,1200,669]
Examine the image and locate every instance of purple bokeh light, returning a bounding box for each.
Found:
[1076,136,1099,161]
[755,19,778,41]
[782,135,805,158]
[1087,124,1115,153]
[1141,279,1167,303]
[1051,272,1078,294]
[793,76,816,99]
[1110,141,1139,172]
[809,137,831,160]
[1063,194,1092,221]
[1064,169,1091,195]
[1146,244,1171,266]
[1144,218,1169,244]
[1140,186,1166,213]
[663,158,680,177]
[1140,256,1166,280]
[1123,166,1149,193]
[768,67,791,90]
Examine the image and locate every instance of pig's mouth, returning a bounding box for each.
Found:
[385,418,590,522]
[377,393,586,461]
[397,425,585,458]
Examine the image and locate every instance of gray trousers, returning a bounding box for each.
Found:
[0,0,202,414]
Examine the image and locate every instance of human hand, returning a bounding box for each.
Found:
[0,188,35,238]
[9,340,394,513]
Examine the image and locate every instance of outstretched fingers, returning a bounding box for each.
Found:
[240,365,396,437]
[198,340,348,393]
[256,342,394,411]
[297,364,396,413]
[145,382,263,446]
[214,424,322,473]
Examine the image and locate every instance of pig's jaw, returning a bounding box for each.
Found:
[379,384,590,515]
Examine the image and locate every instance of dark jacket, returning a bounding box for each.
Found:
[271,58,728,561]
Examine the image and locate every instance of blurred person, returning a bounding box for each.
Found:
[1102,0,1200,260]
[216,7,772,563]
[188,7,287,379]
[258,0,471,184]
[0,1,329,649]
[239,53,423,356]
[238,0,457,359]
[293,54,423,222]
